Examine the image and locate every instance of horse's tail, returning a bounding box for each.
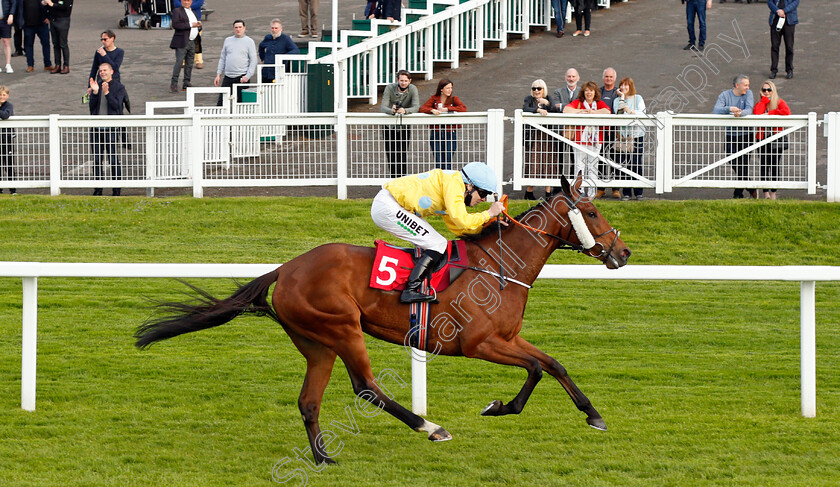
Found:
[134,269,281,349]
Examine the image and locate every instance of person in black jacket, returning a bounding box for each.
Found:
[522,79,559,200]
[170,0,200,92]
[21,0,52,72]
[88,63,128,196]
[42,0,71,74]
[0,85,15,194]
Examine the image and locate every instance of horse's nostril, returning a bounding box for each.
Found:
[622,248,631,259]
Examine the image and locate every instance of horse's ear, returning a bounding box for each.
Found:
[560,174,572,196]
[573,171,584,194]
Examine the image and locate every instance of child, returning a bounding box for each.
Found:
[0,85,15,195]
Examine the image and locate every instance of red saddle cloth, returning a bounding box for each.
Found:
[369,239,468,292]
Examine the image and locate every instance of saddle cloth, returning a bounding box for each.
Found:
[369,239,468,292]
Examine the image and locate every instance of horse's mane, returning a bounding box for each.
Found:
[462,192,564,241]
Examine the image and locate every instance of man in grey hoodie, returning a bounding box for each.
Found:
[214,19,257,106]
[380,70,420,178]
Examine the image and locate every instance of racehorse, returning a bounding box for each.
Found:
[135,173,631,464]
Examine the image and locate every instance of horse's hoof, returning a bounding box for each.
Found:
[480,400,503,416]
[587,416,607,431]
[316,456,337,465]
[428,426,452,442]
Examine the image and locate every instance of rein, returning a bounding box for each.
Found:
[500,193,622,265]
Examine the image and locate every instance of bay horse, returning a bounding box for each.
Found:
[135,173,631,464]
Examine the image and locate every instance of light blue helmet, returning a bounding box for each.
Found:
[460,162,498,194]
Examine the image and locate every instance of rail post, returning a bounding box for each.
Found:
[21,276,38,411]
[800,280,816,417]
[412,350,427,415]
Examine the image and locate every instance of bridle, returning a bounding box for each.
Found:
[501,191,621,266]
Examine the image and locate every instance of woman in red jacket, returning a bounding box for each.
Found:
[753,80,791,200]
[420,79,467,170]
[563,81,611,192]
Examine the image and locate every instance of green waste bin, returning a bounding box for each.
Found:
[306,64,334,138]
[240,89,257,103]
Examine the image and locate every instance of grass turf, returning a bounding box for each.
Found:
[1,195,839,486]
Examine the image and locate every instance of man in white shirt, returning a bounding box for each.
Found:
[169,0,201,93]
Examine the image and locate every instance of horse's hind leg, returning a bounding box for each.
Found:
[285,329,339,464]
[513,335,606,431]
[334,334,452,442]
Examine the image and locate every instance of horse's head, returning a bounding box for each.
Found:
[554,173,631,269]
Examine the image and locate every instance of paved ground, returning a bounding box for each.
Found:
[5,0,838,198]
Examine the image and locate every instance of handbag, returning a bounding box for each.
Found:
[613,136,634,153]
[767,134,789,151]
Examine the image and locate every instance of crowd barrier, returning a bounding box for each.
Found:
[0,110,835,200]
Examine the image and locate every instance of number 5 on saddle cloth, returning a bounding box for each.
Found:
[369,239,468,351]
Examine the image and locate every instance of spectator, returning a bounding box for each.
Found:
[612,77,647,201]
[11,21,21,57]
[0,85,15,194]
[21,0,51,73]
[364,0,380,19]
[380,69,420,178]
[683,0,711,52]
[420,78,467,170]
[380,0,401,21]
[553,68,581,178]
[768,0,798,80]
[713,75,755,199]
[753,80,790,200]
[522,78,559,200]
[88,62,129,196]
[89,30,123,85]
[43,0,71,75]
[599,67,620,198]
[553,68,580,112]
[258,19,299,83]
[0,0,19,73]
[551,0,567,38]
[170,0,200,93]
[174,0,204,69]
[298,0,318,38]
[571,0,595,37]
[214,19,257,106]
[563,81,610,188]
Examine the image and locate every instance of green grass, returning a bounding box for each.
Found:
[1,195,839,486]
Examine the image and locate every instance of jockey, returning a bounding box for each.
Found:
[371,162,505,303]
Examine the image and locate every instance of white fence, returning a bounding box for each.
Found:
[515,110,820,195]
[0,110,837,200]
[2,262,838,418]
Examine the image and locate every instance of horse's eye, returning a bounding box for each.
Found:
[588,212,597,218]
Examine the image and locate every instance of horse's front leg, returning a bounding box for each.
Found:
[513,335,606,431]
[465,336,544,417]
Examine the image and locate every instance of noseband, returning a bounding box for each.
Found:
[501,192,621,264]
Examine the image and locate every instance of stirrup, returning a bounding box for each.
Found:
[400,286,437,304]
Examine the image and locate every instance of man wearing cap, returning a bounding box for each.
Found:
[370,162,505,303]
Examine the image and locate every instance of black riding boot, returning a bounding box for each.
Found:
[400,250,443,303]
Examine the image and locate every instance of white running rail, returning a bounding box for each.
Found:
[2,262,838,418]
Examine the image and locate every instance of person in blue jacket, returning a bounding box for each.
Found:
[767,0,798,80]
[258,18,299,83]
